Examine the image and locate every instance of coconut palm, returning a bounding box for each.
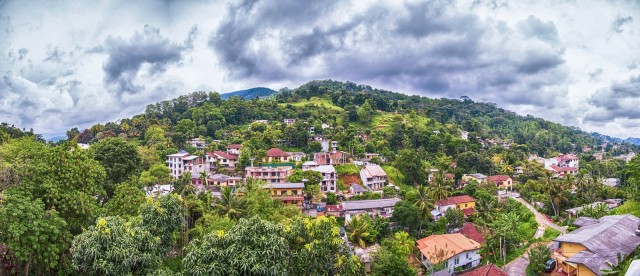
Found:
[213,186,247,219]
[346,215,373,248]
[429,171,452,201]
[413,185,435,235]
[391,231,415,256]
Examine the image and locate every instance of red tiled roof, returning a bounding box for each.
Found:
[227,144,241,149]
[211,151,237,160]
[550,165,577,172]
[266,148,290,157]
[457,222,485,244]
[558,154,578,161]
[444,173,455,179]
[462,208,476,218]
[436,195,476,206]
[487,175,510,183]
[459,263,507,276]
[325,204,343,212]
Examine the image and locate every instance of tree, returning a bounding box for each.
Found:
[91,137,141,197]
[325,192,338,205]
[71,216,160,275]
[346,215,377,248]
[139,194,185,255]
[213,186,247,219]
[175,119,196,137]
[357,99,376,124]
[104,181,146,218]
[139,163,172,187]
[429,171,453,201]
[392,200,421,236]
[394,149,427,185]
[144,125,167,146]
[76,129,93,144]
[287,216,365,275]
[288,169,323,186]
[372,232,418,276]
[137,146,161,171]
[183,216,290,275]
[0,191,70,275]
[527,244,551,275]
[444,208,464,232]
[412,186,434,235]
[66,127,80,141]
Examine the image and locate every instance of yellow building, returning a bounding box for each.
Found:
[553,215,640,276]
[263,182,305,208]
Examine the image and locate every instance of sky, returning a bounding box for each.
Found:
[1,0,639,138]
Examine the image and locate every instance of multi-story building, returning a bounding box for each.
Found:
[433,195,477,219]
[166,150,206,179]
[359,164,388,191]
[263,182,304,208]
[342,198,401,222]
[487,175,513,190]
[245,165,293,183]
[206,150,238,168]
[303,164,337,193]
[314,150,349,165]
[208,173,242,187]
[283,118,296,125]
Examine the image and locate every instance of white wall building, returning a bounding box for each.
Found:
[359,164,388,191]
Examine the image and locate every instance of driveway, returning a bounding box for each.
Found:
[504,255,529,276]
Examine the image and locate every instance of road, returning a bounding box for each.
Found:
[503,196,567,275]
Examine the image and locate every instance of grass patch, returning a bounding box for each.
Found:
[336,164,360,175]
[280,97,344,111]
[612,200,640,217]
[371,113,432,132]
[381,165,415,192]
[541,227,561,241]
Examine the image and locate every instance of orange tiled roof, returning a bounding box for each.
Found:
[436,195,476,206]
[416,233,481,264]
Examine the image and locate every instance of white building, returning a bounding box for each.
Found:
[359,164,388,191]
[187,138,207,149]
[283,118,296,125]
[304,164,337,193]
[166,150,206,179]
[342,198,401,222]
[206,151,238,168]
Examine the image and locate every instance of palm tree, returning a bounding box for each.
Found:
[429,171,452,201]
[391,231,414,256]
[476,196,499,224]
[213,186,246,219]
[413,185,435,235]
[346,215,373,248]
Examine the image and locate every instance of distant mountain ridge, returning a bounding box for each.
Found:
[221,87,277,100]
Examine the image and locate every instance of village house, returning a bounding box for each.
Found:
[253,120,269,124]
[433,195,476,219]
[458,263,507,276]
[303,164,337,193]
[342,198,401,222]
[166,150,206,179]
[462,173,487,185]
[455,223,485,244]
[263,182,305,208]
[206,150,237,168]
[207,173,242,187]
[363,153,386,163]
[565,199,623,218]
[286,151,306,163]
[314,150,349,165]
[594,152,604,161]
[301,160,318,170]
[548,165,577,178]
[187,138,207,149]
[359,164,388,191]
[487,175,513,190]
[349,183,370,195]
[226,144,241,155]
[417,233,482,274]
[263,148,291,163]
[283,118,296,125]
[553,215,640,276]
[245,165,293,184]
[602,178,620,188]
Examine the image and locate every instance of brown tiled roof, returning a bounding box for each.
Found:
[227,144,241,149]
[417,233,481,264]
[266,148,290,157]
[487,175,510,183]
[462,208,476,218]
[436,195,476,206]
[210,151,237,160]
[458,263,507,276]
[457,222,485,244]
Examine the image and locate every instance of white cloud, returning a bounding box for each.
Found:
[0,0,639,138]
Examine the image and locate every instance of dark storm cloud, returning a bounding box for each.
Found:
[611,15,633,33]
[585,75,640,122]
[210,0,567,109]
[103,25,185,94]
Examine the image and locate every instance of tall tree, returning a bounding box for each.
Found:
[91,137,141,197]
[0,191,70,275]
[183,216,290,275]
[139,194,185,255]
[71,216,160,275]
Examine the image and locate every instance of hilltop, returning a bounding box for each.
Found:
[220,87,277,100]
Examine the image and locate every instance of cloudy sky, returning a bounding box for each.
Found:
[1,0,639,138]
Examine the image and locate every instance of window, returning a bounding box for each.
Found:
[454,257,459,265]
[466,252,469,259]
